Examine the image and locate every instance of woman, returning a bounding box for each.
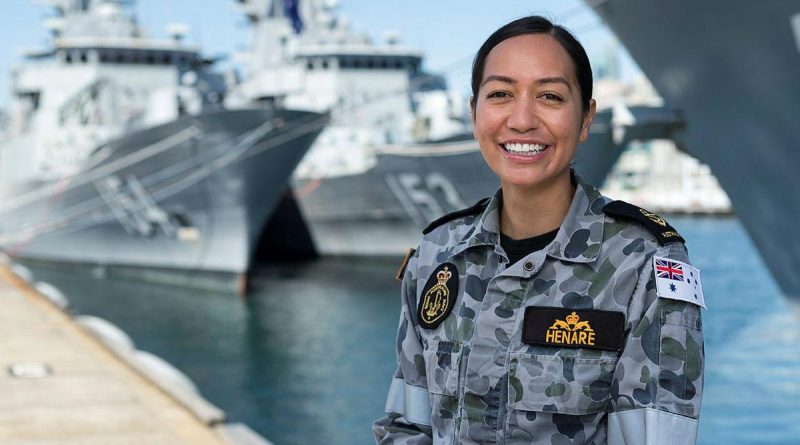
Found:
[374,16,704,444]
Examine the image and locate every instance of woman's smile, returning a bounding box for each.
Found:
[499,141,553,162]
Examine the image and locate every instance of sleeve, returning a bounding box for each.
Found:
[373,249,433,444]
[608,242,705,444]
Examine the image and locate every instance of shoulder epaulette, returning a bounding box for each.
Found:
[395,247,416,281]
[603,200,685,245]
[422,198,490,235]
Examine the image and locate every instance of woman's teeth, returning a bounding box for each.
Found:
[503,143,547,154]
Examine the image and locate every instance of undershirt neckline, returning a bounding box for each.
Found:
[499,228,560,265]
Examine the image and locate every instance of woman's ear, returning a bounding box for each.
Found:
[579,99,597,143]
[470,96,477,125]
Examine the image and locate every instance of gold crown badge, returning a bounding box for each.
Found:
[566,312,580,325]
[436,267,451,285]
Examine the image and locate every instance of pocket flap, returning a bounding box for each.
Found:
[423,340,462,396]
[508,352,617,415]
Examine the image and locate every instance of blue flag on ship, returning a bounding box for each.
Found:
[283,0,303,34]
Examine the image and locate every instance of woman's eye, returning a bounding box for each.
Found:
[487,91,510,99]
[541,93,563,102]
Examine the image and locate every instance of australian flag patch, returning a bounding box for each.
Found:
[653,256,706,308]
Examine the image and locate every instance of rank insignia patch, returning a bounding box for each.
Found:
[603,200,686,245]
[417,263,459,329]
[522,307,625,351]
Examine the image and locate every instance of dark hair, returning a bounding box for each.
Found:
[471,16,593,113]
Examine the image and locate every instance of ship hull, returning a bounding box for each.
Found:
[295,111,621,256]
[0,108,327,276]
[592,0,800,298]
[294,141,499,256]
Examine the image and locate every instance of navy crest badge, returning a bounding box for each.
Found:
[418,263,459,329]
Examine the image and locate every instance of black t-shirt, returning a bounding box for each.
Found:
[500,228,559,265]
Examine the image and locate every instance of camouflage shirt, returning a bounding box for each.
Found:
[374,176,704,444]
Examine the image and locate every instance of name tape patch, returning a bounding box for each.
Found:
[653,256,706,308]
[522,307,625,351]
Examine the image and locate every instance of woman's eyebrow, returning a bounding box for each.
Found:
[481,75,572,90]
[480,75,515,87]
[536,76,572,90]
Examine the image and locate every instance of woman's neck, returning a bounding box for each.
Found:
[499,174,575,240]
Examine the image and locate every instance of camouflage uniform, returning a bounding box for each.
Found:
[374,175,704,444]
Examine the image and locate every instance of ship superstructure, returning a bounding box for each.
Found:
[227,0,494,255]
[229,0,470,179]
[0,0,327,286]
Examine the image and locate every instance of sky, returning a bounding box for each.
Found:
[0,0,641,107]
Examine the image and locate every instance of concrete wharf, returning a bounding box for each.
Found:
[0,264,270,445]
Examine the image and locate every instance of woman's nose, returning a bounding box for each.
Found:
[506,98,540,132]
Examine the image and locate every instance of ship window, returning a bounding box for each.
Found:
[99,52,108,63]
[116,53,124,63]
[65,53,73,64]
[307,60,314,70]
[322,59,329,69]
[80,52,88,63]
[146,53,155,64]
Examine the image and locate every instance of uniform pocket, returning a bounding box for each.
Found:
[423,341,463,444]
[658,305,703,417]
[507,352,618,415]
[423,340,462,396]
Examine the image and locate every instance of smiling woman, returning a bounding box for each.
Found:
[374,15,705,445]
[472,32,596,240]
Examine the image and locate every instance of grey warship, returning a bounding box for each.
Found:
[0,0,327,283]
[590,0,800,299]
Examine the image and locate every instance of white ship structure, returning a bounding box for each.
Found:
[594,75,732,214]
[0,0,327,287]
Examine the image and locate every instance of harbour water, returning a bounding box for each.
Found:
[22,216,800,445]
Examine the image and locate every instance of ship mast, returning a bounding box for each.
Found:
[36,0,140,40]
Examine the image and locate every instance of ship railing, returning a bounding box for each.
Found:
[0,110,330,244]
[374,139,478,157]
[140,110,329,200]
[58,78,148,129]
[0,127,203,214]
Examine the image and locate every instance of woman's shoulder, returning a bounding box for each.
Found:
[422,198,491,236]
[602,199,685,247]
[410,198,494,263]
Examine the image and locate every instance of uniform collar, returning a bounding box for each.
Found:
[447,171,607,263]
[545,174,608,263]
[445,189,502,259]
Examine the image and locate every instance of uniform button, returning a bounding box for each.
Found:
[523,261,534,271]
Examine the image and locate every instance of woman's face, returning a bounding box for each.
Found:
[472,33,595,191]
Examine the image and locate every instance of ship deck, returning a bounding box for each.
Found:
[0,265,269,445]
